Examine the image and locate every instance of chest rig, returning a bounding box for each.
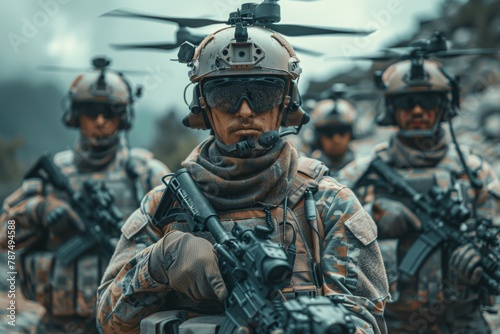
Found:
[362,146,481,310]
[18,150,150,317]
[55,149,148,220]
[155,157,329,301]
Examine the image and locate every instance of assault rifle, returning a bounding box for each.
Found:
[151,169,355,334]
[24,153,123,266]
[355,156,500,294]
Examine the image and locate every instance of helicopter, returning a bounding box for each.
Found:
[329,31,500,62]
[101,0,374,57]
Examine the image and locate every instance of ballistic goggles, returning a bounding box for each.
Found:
[391,92,444,110]
[203,77,286,114]
[317,125,352,137]
[74,102,127,119]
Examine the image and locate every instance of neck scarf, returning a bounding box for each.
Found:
[73,134,120,172]
[182,137,298,210]
[387,131,448,168]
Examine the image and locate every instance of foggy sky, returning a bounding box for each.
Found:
[0,0,445,160]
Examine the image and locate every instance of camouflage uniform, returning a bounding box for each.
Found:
[339,133,500,334]
[96,137,390,334]
[307,98,358,177]
[0,136,170,334]
[311,147,355,177]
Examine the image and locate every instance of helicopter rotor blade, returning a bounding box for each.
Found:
[110,42,181,51]
[326,50,403,61]
[101,9,227,28]
[38,65,93,72]
[38,65,156,76]
[293,46,323,57]
[265,23,374,37]
[434,48,500,58]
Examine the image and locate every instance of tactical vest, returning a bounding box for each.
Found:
[20,148,154,317]
[140,157,329,333]
[365,143,483,318]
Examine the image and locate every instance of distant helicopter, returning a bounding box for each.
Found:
[101,0,374,57]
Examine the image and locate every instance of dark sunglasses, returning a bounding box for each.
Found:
[318,125,352,137]
[203,77,285,114]
[391,93,444,110]
[74,103,126,119]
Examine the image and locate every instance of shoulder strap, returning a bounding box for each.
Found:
[287,157,328,268]
[125,150,153,206]
[288,157,328,209]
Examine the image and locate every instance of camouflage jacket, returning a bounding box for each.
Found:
[338,134,500,333]
[96,155,390,334]
[311,147,356,177]
[0,142,169,319]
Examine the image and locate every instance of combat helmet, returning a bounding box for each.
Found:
[309,98,357,149]
[375,59,456,127]
[63,56,137,130]
[178,24,308,131]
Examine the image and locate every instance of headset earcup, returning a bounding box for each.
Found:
[183,83,212,129]
[62,108,79,127]
[376,98,396,126]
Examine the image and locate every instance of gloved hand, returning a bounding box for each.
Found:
[149,230,228,302]
[449,243,483,286]
[37,195,85,233]
[369,198,421,237]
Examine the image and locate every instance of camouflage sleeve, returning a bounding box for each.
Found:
[470,154,500,226]
[336,157,372,190]
[316,177,390,334]
[96,186,169,334]
[0,179,45,251]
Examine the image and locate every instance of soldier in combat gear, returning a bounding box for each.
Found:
[309,98,358,176]
[0,56,170,334]
[96,21,390,334]
[339,59,500,333]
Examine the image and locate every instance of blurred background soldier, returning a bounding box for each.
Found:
[309,97,358,176]
[0,56,170,334]
[459,82,500,178]
[339,59,500,333]
[96,21,389,334]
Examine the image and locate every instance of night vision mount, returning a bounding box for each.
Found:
[38,56,144,103]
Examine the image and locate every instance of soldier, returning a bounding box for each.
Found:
[96,25,390,334]
[0,57,170,334]
[339,59,500,333]
[309,98,358,176]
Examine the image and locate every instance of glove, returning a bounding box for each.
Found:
[369,198,421,237]
[37,195,84,233]
[149,230,228,302]
[449,243,483,286]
